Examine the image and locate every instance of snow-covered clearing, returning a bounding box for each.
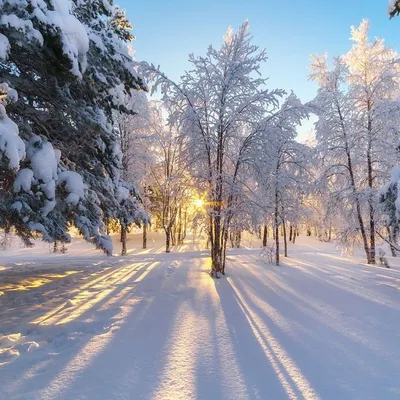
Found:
[1,234,400,400]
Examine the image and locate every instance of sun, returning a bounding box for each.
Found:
[193,199,205,208]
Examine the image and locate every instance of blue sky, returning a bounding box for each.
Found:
[118,0,400,135]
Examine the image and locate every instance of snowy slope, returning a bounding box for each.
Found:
[1,235,400,399]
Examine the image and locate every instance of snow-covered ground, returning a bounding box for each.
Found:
[1,233,400,400]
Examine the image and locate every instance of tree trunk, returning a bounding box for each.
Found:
[262,225,268,247]
[53,241,58,253]
[171,223,176,246]
[355,201,371,263]
[210,121,225,278]
[368,203,376,264]
[222,237,228,275]
[337,100,371,264]
[165,229,171,253]
[275,216,279,266]
[289,225,293,242]
[221,224,230,275]
[210,200,223,276]
[275,188,280,266]
[121,224,127,256]
[177,207,183,245]
[182,210,187,242]
[386,225,397,257]
[177,223,182,245]
[143,223,147,249]
[292,227,297,244]
[105,218,110,235]
[207,213,212,254]
[283,219,288,257]
[350,181,370,263]
[235,231,241,248]
[366,103,376,265]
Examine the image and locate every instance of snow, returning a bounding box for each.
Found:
[0,100,25,170]
[0,33,10,60]
[23,0,90,77]
[42,180,56,200]
[41,200,57,217]
[26,136,58,184]
[10,201,23,212]
[387,166,400,219]
[390,165,400,184]
[51,0,70,14]
[46,0,89,77]
[0,234,400,399]
[0,83,24,172]
[117,185,130,201]
[14,168,34,193]
[109,83,126,106]
[27,222,47,236]
[0,82,17,103]
[97,234,113,256]
[58,171,85,206]
[0,14,43,45]
[1,0,89,78]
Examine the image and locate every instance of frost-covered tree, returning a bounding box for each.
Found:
[145,103,192,253]
[304,177,336,243]
[0,0,146,253]
[251,94,311,265]
[115,91,151,254]
[142,22,286,276]
[344,20,400,263]
[310,21,400,263]
[309,55,371,260]
[117,92,152,186]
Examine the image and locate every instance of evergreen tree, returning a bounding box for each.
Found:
[0,0,146,253]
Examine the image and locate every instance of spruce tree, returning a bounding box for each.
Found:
[0,0,146,253]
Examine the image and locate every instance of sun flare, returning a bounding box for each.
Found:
[192,199,205,208]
